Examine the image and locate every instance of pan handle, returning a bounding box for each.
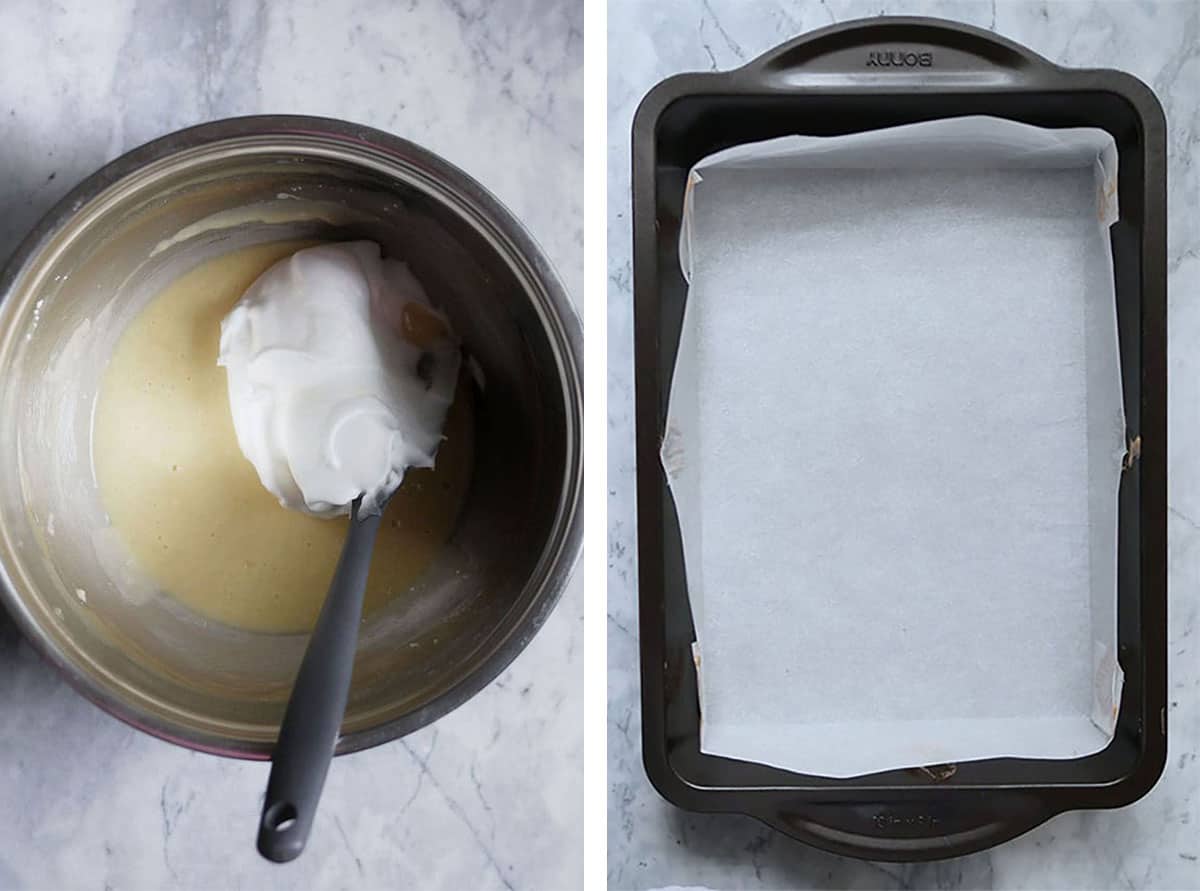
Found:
[752,792,1054,861]
[736,16,1058,86]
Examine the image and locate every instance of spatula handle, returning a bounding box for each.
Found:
[257,496,382,863]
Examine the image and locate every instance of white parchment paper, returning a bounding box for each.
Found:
[664,116,1125,778]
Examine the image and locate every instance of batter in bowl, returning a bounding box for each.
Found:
[91,240,473,634]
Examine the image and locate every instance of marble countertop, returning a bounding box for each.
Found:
[0,1,581,889]
[607,1,1199,888]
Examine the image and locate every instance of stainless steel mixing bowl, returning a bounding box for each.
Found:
[0,116,582,757]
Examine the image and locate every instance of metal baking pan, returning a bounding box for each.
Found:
[631,17,1166,861]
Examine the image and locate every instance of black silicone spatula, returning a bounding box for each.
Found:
[256,495,382,862]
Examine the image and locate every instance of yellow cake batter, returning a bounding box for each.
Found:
[91,240,473,634]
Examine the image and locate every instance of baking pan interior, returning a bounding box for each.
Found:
[646,91,1150,791]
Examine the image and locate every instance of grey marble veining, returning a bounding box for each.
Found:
[0,1,581,889]
[607,1,1199,888]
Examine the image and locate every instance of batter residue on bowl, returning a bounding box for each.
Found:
[91,240,473,634]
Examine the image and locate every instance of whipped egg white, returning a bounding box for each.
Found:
[218,241,459,517]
